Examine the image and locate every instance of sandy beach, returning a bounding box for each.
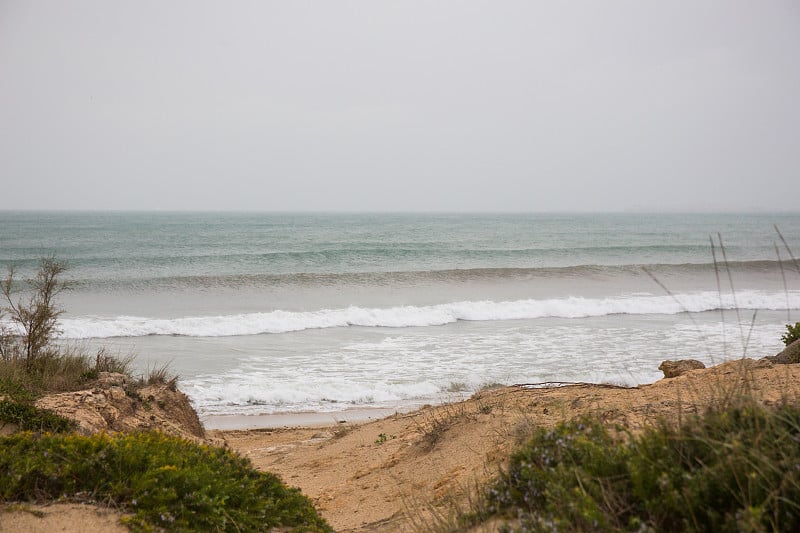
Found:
[203,407,408,431]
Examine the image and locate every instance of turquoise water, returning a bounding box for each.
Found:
[3,212,798,280]
[2,212,799,421]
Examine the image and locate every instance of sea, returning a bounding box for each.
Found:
[2,212,799,424]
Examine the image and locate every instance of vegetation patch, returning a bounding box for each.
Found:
[781,322,800,346]
[0,400,76,433]
[0,431,331,532]
[471,400,800,532]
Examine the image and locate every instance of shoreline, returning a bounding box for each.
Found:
[202,406,413,430]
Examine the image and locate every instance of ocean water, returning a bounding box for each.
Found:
[2,212,800,421]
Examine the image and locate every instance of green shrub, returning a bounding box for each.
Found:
[781,322,800,346]
[0,431,331,532]
[0,400,76,433]
[480,402,800,532]
[485,419,631,531]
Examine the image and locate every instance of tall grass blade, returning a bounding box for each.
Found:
[642,266,710,356]
[710,235,726,356]
[743,310,757,359]
[775,241,791,323]
[775,224,800,276]
[717,233,745,353]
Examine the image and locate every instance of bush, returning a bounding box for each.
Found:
[480,401,800,532]
[0,400,76,433]
[781,322,800,346]
[0,431,331,532]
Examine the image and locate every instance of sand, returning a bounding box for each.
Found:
[4,359,800,532]
[0,503,129,532]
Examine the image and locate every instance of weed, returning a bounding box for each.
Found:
[375,433,395,445]
[414,403,474,451]
[142,361,176,387]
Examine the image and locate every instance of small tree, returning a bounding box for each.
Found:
[1,257,71,370]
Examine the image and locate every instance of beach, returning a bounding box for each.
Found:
[5,358,800,532]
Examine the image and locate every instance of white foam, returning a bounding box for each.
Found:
[183,375,443,415]
[47,289,800,339]
[179,320,787,416]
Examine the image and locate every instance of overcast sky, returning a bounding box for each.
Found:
[1,1,799,212]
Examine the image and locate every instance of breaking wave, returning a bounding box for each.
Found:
[52,289,800,339]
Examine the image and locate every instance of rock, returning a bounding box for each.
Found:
[35,380,205,441]
[762,338,800,365]
[755,357,775,369]
[658,359,706,378]
[96,372,127,388]
[107,387,127,402]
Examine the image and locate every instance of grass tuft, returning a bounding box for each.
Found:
[0,347,136,402]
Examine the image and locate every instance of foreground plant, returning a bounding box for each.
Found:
[0,431,331,532]
[781,322,800,346]
[476,401,800,532]
[0,400,76,433]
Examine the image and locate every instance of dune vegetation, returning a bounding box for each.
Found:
[0,258,331,532]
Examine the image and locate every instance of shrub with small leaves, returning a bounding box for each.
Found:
[0,400,75,433]
[781,322,800,346]
[480,402,800,532]
[0,431,331,532]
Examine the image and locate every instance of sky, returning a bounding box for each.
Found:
[1,1,799,213]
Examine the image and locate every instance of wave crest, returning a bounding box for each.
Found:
[51,290,800,339]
